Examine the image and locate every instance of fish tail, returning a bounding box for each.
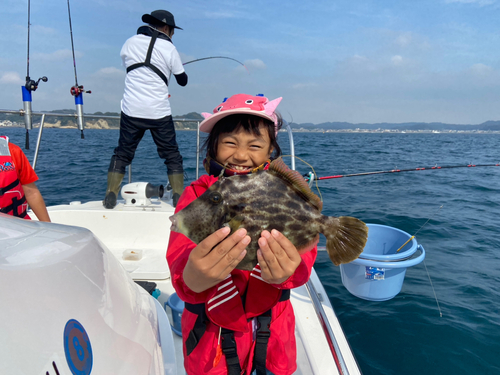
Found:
[322,216,368,266]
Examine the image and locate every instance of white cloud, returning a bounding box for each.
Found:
[93,67,124,77]
[203,10,242,19]
[31,24,57,35]
[391,55,404,66]
[32,49,83,62]
[243,59,266,70]
[389,31,430,51]
[395,33,412,48]
[351,54,369,63]
[291,82,319,89]
[444,0,495,6]
[0,71,23,84]
[469,63,493,75]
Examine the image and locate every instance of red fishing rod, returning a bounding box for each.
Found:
[306,163,500,181]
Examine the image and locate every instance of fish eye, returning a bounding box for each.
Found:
[209,192,223,204]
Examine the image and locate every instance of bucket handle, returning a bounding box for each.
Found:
[350,245,425,269]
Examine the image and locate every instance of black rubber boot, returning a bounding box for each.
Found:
[103,172,125,209]
[168,173,184,207]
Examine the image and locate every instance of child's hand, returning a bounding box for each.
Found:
[257,229,302,285]
[183,227,249,293]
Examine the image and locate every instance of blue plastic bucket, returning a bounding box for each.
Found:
[165,293,184,336]
[340,224,425,301]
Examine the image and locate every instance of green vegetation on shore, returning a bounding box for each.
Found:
[0,110,204,130]
[1,110,500,132]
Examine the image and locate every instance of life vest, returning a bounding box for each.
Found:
[183,262,290,375]
[126,27,171,87]
[0,136,29,219]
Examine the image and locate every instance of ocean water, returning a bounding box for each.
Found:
[2,127,500,375]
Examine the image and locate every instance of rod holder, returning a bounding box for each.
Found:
[22,86,33,130]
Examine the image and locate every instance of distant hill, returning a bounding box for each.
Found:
[288,120,500,131]
[2,110,500,131]
[0,110,204,130]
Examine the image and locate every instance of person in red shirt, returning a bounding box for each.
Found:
[167,94,315,375]
[0,136,50,222]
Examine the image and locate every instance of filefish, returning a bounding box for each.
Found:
[169,158,368,271]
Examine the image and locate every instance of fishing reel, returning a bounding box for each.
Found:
[25,76,48,92]
[121,182,164,206]
[70,85,91,96]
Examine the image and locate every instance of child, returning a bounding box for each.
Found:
[0,136,50,222]
[167,94,315,375]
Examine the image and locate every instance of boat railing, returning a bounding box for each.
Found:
[0,109,200,182]
[306,254,352,375]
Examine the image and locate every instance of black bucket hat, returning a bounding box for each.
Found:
[142,10,183,30]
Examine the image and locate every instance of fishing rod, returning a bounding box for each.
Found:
[67,0,90,140]
[23,0,48,149]
[183,56,249,73]
[306,163,500,181]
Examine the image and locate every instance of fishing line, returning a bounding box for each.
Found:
[395,205,443,317]
[23,0,47,149]
[282,155,323,202]
[183,56,249,73]
[288,157,443,316]
[67,0,79,87]
[24,0,31,149]
[424,259,443,317]
[66,0,90,140]
[26,0,31,84]
[308,163,500,181]
[396,205,443,252]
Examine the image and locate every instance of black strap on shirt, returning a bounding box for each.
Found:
[0,195,27,217]
[0,179,20,195]
[0,178,27,218]
[254,312,272,375]
[184,302,208,356]
[126,29,169,87]
[221,328,242,375]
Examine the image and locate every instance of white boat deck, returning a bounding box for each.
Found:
[40,197,360,374]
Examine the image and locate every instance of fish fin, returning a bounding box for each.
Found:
[322,216,368,265]
[227,215,244,232]
[269,158,323,211]
[297,234,320,254]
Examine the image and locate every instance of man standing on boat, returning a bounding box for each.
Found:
[104,10,188,209]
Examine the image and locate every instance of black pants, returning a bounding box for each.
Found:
[108,112,183,174]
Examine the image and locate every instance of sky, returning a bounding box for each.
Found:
[1,0,500,125]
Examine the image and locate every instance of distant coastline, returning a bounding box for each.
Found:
[1,110,500,133]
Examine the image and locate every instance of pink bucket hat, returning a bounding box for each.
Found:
[199,94,282,133]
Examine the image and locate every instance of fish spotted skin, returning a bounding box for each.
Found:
[169,158,368,271]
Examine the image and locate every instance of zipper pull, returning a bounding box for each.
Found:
[213,326,222,368]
